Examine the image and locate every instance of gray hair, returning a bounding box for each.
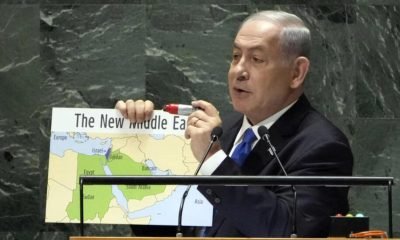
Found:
[240,10,311,62]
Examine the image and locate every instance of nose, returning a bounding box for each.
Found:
[235,58,249,81]
[237,70,249,81]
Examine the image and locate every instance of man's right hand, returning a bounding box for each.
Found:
[115,99,154,123]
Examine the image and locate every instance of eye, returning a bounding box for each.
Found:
[232,53,240,61]
[253,56,264,63]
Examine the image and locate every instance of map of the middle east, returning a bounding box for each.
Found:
[45,108,212,226]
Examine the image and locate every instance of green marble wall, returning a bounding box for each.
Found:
[0,1,399,239]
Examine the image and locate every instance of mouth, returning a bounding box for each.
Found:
[233,87,250,94]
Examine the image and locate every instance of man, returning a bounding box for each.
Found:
[116,10,353,237]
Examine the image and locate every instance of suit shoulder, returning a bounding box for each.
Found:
[300,109,350,144]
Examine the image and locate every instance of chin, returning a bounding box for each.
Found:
[232,102,249,115]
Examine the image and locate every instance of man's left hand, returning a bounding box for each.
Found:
[185,100,222,161]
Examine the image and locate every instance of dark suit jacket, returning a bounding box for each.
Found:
[197,94,353,237]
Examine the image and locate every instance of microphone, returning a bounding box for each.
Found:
[257,126,298,238]
[176,126,223,237]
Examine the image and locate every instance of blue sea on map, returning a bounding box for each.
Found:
[50,132,111,157]
[49,132,212,226]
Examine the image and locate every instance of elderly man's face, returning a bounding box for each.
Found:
[228,20,296,124]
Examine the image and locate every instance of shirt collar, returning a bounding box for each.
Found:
[233,100,298,145]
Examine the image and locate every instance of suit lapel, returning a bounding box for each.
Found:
[218,95,312,175]
[242,94,312,174]
[219,111,243,153]
[209,95,313,236]
[269,94,311,138]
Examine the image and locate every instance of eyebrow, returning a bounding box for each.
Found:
[232,42,265,52]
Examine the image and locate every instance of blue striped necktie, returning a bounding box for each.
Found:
[231,128,257,166]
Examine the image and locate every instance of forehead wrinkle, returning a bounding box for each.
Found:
[234,20,282,52]
[232,41,266,52]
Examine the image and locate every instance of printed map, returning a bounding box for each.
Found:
[45,108,212,226]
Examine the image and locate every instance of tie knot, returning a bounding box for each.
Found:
[242,128,256,144]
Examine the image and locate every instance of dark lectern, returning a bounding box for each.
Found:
[74,175,394,239]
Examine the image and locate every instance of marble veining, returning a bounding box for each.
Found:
[0,2,399,239]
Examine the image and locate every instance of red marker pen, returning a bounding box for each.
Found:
[163,104,199,115]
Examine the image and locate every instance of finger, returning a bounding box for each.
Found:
[126,99,136,122]
[144,100,154,121]
[189,111,216,129]
[191,110,209,123]
[192,100,219,117]
[194,118,207,128]
[115,100,128,118]
[185,125,196,139]
[187,116,197,127]
[187,114,198,126]
[135,100,146,122]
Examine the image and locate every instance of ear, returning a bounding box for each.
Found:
[290,56,310,89]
